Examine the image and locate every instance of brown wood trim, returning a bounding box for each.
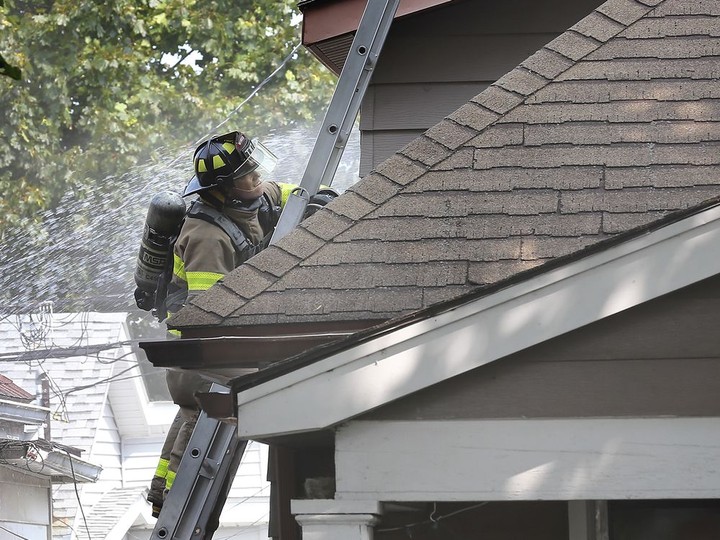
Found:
[300,0,455,44]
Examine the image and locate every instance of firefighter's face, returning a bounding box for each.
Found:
[228,170,263,201]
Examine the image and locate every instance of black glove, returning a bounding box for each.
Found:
[134,288,155,311]
[303,188,339,219]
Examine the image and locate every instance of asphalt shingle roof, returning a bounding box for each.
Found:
[171,0,720,330]
[0,373,34,402]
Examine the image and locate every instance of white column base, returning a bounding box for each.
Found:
[292,500,381,540]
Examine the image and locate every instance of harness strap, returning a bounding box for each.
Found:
[187,200,253,259]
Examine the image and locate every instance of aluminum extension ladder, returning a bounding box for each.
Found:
[270,0,400,244]
[151,384,247,540]
[151,1,399,537]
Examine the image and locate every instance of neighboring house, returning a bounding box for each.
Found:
[0,310,271,540]
[0,373,102,540]
[141,0,720,540]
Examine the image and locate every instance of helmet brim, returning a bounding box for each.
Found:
[182,174,206,197]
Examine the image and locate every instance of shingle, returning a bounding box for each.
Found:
[230,288,423,318]
[468,259,545,285]
[446,103,500,132]
[469,124,524,148]
[557,57,720,81]
[502,99,720,124]
[622,16,720,38]
[475,142,720,169]
[403,166,602,193]
[546,31,602,61]
[520,48,576,80]
[373,191,559,218]
[299,210,354,241]
[270,262,468,290]
[602,210,666,233]
[560,186,720,213]
[433,148,474,170]
[348,172,403,204]
[530,80,720,104]
[494,68,550,97]
[400,136,454,166]
[219,264,275,298]
[652,0,720,16]
[173,305,232,326]
[587,36,720,60]
[521,235,600,259]
[338,213,602,241]
[596,0,652,25]
[374,154,428,186]
[273,226,327,259]
[606,164,720,189]
[471,85,526,115]
[303,238,522,265]
[423,285,478,306]
[424,119,479,150]
[404,168,514,193]
[525,121,720,146]
[246,245,299,278]
[571,11,626,42]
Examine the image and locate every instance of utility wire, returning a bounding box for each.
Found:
[0,525,31,540]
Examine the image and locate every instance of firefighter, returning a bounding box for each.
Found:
[147,131,336,519]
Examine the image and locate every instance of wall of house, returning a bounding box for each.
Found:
[363,275,720,421]
[0,467,52,540]
[359,0,605,175]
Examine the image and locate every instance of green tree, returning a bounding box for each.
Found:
[0,0,334,232]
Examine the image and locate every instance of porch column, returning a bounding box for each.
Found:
[292,500,382,540]
[568,501,609,540]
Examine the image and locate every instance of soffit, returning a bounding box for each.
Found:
[299,0,456,73]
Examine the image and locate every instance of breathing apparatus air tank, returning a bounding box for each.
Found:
[134,191,187,311]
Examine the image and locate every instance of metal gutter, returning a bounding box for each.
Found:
[0,439,102,483]
[139,331,359,382]
[0,398,49,425]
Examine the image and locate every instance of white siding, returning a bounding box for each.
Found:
[122,436,167,487]
[0,467,51,540]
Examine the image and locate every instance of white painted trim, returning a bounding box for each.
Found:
[292,500,382,515]
[334,418,720,501]
[236,205,720,438]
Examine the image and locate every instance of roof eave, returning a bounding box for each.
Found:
[300,0,455,73]
[231,199,720,439]
[139,321,380,383]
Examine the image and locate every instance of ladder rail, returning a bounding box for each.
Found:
[151,384,247,540]
[270,0,400,244]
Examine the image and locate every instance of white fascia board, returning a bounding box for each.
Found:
[235,205,720,438]
[334,417,720,501]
